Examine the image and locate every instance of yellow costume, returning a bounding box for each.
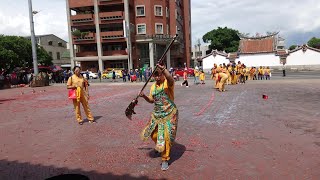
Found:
[227,66,232,85]
[218,72,228,91]
[67,74,94,123]
[258,67,264,80]
[141,80,178,161]
[200,72,205,82]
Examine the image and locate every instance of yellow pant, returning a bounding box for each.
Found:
[151,128,170,161]
[218,73,228,91]
[72,95,94,122]
[227,73,231,84]
[214,74,219,89]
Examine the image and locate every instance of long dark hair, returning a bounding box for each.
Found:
[73,66,81,72]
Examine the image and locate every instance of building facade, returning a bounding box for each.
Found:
[25,34,69,66]
[66,0,191,72]
[191,44,210,67]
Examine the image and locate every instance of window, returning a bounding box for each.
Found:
[137,24,146,34]
[166,7,169,17]
[175,9,178,19]
[167,24,169,34]
[136,6,145,17]
[154,5,162,16]
[48,41,53,46]
[57,52,60,60]
[48,52,52,57]
[58,42,63,47]
[155,23,163,34]
[195,51,202,57]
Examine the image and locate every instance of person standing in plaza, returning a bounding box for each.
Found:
[139,64,179,171]
[112,69,116,82]
[181,69,189,87]
[199,70,205,84]
[265,66,271,80]
[258,66,263,80]
[122,69,127,82]
[67,66,95,125]
[194,67,199,85]
[226,64,232,85]
[98,70,101,82]
[240,64,246,84]
[230,63,237,85]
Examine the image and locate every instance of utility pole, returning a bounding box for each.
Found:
[28,0,38,75]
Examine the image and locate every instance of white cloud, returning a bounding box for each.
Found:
[191,0,320,45]
[0,0,68,40]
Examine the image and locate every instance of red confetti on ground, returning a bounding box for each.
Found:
[194,91,215,116]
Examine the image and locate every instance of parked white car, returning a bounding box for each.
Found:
[81,71,98,79]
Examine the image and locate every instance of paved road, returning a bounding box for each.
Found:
[0,76,319,179]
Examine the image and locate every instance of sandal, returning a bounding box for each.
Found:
[78,122,84,125]
[89,120,96,123]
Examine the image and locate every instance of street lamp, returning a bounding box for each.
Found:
[197,39,201,67]
[28,0,38,75]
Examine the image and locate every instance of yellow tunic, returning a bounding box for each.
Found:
[67,74,94,122]
[149,79,174,102]
[200,73,205,81]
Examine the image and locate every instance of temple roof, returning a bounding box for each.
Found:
[238,32,279,40]
[239,36,276,54]
[201,49,227,60]
[289,44,320,53]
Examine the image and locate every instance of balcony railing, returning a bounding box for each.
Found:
[76,51,98,57]
[103,50,127,56]
[69,0,94,8]
[73,32,96,44]
[99,11,124,23]
[101,31,124,40]
[71,14,94,26]
[99,0,123,5]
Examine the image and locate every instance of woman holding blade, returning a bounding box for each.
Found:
[139,64,178,171]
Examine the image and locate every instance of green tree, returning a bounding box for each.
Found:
[307,37,320,49]
[37,46,53,66]
[202,27,240,53]
[289,45,297,50]
[0,35,53,72]
[0,35,33,72]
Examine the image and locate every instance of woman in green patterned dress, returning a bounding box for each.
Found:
[139,64,178,171]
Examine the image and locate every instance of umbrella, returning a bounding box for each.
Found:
[52,65,63,72]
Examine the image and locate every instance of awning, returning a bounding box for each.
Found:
[61,64,71,68]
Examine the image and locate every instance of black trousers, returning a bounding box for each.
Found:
[182,80,188,86]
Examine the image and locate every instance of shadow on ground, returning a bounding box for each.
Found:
[0,98,16,104]
[142,142,187,165]
[0,159,153,180]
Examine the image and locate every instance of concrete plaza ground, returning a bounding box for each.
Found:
[0,73,319,179]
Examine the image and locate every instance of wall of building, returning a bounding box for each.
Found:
[286,49,320,66]
[237,53,280,67]
[202,54,230,71]
[39,35,68,66]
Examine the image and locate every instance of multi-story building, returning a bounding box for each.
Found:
[25,34,69,66]
[66,0,191,72]
[191,44,210,67]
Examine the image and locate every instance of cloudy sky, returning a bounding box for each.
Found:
[0,0,319,47]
